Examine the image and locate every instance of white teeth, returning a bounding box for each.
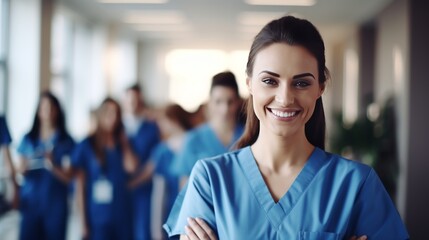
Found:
[271,109,297,118]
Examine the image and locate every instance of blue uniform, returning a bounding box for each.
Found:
[164,147,409,239]
[72,138,132,240]
[173,123,243,177]
[152,142,180,221]
[17,132,75,240]
[0,116,12,145]
[126,120,160,240]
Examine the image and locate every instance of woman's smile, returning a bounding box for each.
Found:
[267,107,301,121]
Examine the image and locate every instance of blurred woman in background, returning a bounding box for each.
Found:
[16,91,75,240]
[152,104,192,224]
[173,71,244,188]
[122,84,160,240]
[72,97,137,240]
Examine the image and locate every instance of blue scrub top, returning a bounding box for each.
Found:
[152,142,180,218]
[127,120,160,167]
[72,138,132,229]
[173,123,244,177]
[17,132,75,215]
[126,120,160,240]
[164,147,409,239]
[0,116,12,145]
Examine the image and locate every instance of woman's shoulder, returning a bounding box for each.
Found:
[322,149,374,181]
[195,148,245,172]
[183,123,210,141]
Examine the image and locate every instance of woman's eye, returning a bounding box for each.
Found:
[295,81,310,88]
[262,78,277,85]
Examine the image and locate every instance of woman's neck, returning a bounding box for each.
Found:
[96,130,115,148]
[209,118,236,146]
[209,118,236,132]
[40,123,56,140]
[251,127,314,173]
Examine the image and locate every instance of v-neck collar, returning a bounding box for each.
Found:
[203,124,242,151]
[238,146,327,229]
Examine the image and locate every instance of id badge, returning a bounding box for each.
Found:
[93,177,113,204]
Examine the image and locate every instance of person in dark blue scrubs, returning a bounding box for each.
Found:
[164,16,409,240]
[173,71,244,189]
[123,84,160,240]
[16,92,75,240]
[72,97,138,240]
[0,115,19,210]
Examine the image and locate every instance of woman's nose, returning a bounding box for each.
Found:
[275,86,294,105]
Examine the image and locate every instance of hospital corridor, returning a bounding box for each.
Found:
[0,0,428,239]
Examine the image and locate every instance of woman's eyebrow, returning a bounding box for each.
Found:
[258,70,280,77]
[293,73,315,80]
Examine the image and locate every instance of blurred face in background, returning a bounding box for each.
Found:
[124,89,142,115]
[157,113,177,139]
[208,86,240,123]
[98,101,120,134]
[38,96,57,126]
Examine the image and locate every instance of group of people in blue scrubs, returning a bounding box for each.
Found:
[2,71,245,240]
[163,16,409,240]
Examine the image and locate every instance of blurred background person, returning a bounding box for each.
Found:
[174,71,244,188]
[152,103,192,237]
[15,91,75,240]
[123,84,160,240]
[72,97,137,240]
[0,115,19,211]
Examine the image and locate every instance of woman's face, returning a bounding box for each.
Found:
[38,97,57,125]
[208,86,240,123]
[247,43,324,139]
[124,90,141,114]
[99,102,119,133]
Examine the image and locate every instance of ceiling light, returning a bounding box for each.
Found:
[123,11,185,24]
[245,0,316,6]
[238,12,286,26]
[134,25,191,32]
[98,0,168,4]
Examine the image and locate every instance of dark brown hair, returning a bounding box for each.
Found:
[164,104,193,131]
[90,97,124,166]
[28,91,69,143]
[236,15,329,150]
[210,71,240,97]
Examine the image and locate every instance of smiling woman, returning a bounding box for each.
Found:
[163,15,408,240]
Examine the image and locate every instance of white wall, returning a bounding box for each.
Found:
[138,38,256,111]
[7,0,41,143]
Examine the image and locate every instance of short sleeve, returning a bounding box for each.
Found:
[173,134,198,177]
[163,160,216,238]
[17,136,32,157]
[348,169,409,239]
[0,116,12,145]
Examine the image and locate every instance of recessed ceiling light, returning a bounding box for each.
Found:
[245,0,315,6]
[134,25,191,32]
[123,11,185,24]
[238,12,286,26]
[98,0,168,4]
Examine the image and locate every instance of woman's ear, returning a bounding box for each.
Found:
[318,82,326,98]
[246,77,252,95]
